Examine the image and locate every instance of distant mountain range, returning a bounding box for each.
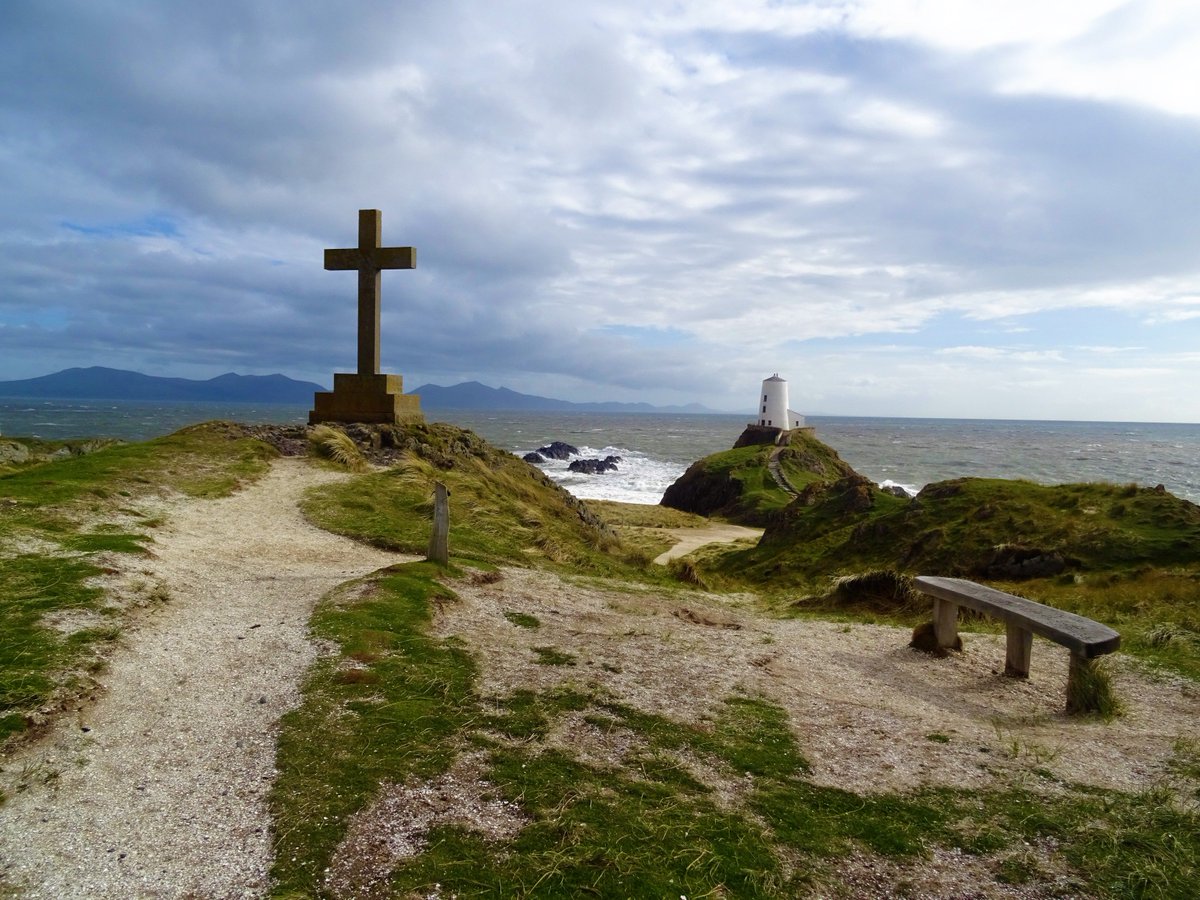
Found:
[0,367,326,403]
[410,381,719,414]
[0,368,722,414]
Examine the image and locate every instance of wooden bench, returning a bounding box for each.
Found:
[913,576,1120,711]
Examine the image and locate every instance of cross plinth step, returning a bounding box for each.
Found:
[308,373,424,425]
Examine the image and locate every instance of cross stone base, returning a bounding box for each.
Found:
[309,373,424,425]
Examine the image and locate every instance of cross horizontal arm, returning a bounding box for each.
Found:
[374,247,416,269]
[324,247,416,271]
[324,248,362,271]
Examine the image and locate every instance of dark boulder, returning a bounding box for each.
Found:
[568,455,620,474]
[537,441,579,460]
[733,424,783,448]
[661,459,743,517]
[522,451,546,463]
[979,546,1071,580]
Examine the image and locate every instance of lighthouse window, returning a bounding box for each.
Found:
[762,404,766,413]
[763,394,767,401]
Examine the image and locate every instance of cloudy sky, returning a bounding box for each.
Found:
[3,1,1199,421]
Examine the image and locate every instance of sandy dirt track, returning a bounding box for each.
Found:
[0,459,402,899]
[652,523,764,564]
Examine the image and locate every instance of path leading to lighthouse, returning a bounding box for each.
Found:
[767,446,800,497]
[0,459,405,899]
[653,523,764,565]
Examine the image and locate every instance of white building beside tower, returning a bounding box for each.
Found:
[757,374,804,429]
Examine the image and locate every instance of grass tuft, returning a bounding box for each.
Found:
[827,569,922,613]
[307,425,370,472]
[1066,656,1123,718]
[669,558,709,588]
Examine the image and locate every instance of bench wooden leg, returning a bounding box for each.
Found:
[933,597,959,649]
[1004,624,1032,678]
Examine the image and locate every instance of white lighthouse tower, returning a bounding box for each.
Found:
[757,374,804,430]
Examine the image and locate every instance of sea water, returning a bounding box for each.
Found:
[437,411,1200,506]
[2,399,1198,505]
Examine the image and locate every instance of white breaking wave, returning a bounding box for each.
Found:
[879,478,919,497]
[522,444,685,505]
[530,448,923,505]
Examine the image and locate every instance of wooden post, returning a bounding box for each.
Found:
[933,597,959,649]
[1004,624,1033,678]
[428,481,449,565]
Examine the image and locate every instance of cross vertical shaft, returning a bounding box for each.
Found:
[324,208,416,376]
[358,210,382,375]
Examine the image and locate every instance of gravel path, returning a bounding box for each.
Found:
[0,459,402,899]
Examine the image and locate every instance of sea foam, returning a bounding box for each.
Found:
[524,444,684,505]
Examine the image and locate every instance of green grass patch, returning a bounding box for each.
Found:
[532,645,576,666]
[952,784,1200,898]
[0,553,104,742]
[269,562,478,896]
[60,532,151,554]
[502,610,540,629]
[482,686,592,741]
[584,499,708,528]
[391,748,787,898]
[754,779,949,858]
[0,437,125,474]
[594,695,810,781]
[721,476,1200,589]
[0,422,274,518]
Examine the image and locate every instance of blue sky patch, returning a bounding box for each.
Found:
[61,214,180,240]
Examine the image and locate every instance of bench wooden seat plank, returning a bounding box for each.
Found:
[915,576,1120,658]
[913,575,1121,711]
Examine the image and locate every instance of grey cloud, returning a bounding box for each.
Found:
[1,1,1198,416]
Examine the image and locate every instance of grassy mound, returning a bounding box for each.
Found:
[299,422,641,574]
[722,476,1200,585]
[660,429,859,525]
[1,436,127,475]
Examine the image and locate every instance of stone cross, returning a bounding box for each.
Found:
[324,209,416,376]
